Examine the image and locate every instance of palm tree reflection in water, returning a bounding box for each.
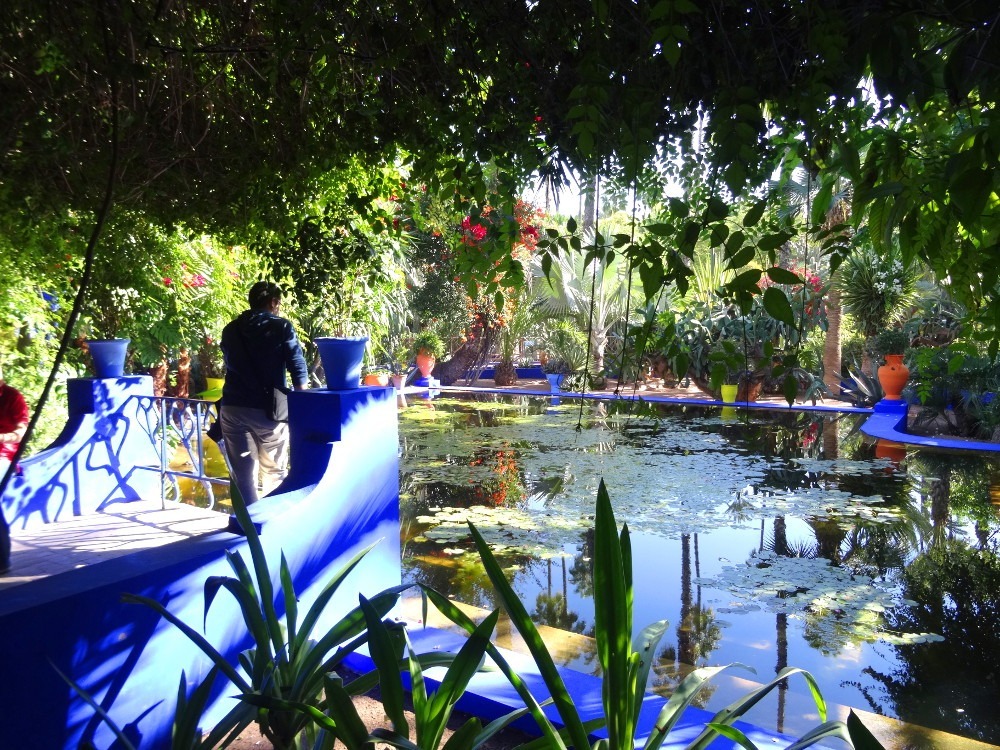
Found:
[651,533,722,706]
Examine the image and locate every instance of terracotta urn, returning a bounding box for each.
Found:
[415,351,436,378]
[363,373,389,386]
[877,354,909,400]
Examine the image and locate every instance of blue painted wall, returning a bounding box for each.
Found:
[2,376,162,530]
[0,383,401,749]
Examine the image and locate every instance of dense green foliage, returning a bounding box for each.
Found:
[3,1,998,297]
[2,1,999,442]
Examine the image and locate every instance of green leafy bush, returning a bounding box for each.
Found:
[906,345,1000,439]
[412,331,445,359]
[541,357,575,375]
[871,328,909,358]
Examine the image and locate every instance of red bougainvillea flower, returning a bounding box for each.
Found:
[460,215,488,244]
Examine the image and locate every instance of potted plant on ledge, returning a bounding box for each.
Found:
[390,342,411,390]
[542,357,575,391]
[412,331,445,384]
[197,335,225,396]
[362,367,391,387]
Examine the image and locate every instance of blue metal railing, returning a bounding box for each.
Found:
[134,396,229,509]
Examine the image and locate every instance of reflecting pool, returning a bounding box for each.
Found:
[398,394,1000,745]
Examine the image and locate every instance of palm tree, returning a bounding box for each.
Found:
[494,284,549,385]
[770,167,852,396]
[535,246,636,377]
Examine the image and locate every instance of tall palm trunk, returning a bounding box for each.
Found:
[930,469,951,549]
[820,198,849,396]
[821,415,839,460]
[822,286,843,395]
[590,332,606,376]
[581,174,601,376]
[581,174,597,235]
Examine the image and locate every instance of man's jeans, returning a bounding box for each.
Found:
[220,405,289,506]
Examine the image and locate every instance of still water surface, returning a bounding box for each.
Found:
[398,394,1000,744]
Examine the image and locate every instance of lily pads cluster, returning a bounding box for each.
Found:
[403,405,907,544]
[400,396,933,646]
[413,504,585,559]
[700,551,942,648]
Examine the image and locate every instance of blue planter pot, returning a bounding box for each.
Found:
[314,336,369,390]
[545,373,565,391]
[87,338,130,378]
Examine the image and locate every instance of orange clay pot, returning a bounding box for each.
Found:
[877,354,909,400]
[415,351,436,378]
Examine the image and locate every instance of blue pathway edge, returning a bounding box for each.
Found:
[862,397,1000,453]
[433,384,872,414]
[344,624,794,749]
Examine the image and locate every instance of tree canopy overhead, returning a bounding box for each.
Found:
[1,0,998,319]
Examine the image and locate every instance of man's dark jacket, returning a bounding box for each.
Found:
[220,310,308,410]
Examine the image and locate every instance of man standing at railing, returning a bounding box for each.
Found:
[0,364,29,575]
[220,282,308,506]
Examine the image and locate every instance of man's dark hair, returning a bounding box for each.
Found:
[248,281,282,310]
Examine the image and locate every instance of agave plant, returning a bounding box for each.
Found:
[123,483,409,749]
[244,595,536,750]
[842,362,884,407]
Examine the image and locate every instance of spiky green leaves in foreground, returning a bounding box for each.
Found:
[460,478,884,750]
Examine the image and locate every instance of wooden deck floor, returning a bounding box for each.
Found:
[1,500,229,591]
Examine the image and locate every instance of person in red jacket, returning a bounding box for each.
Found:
[0,365,29,575]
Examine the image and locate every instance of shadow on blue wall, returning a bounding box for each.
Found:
[0,383,401,749]
[2,376,160,530]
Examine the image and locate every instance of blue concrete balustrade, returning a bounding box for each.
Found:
[2,376,162,530]
[0,379,401,749]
